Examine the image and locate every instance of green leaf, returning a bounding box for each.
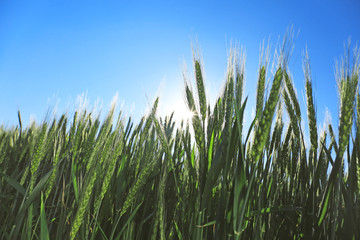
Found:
[0,171,26,196]
[208,130,214,171]
[40,192,50,240]
[18,167,53,217]
[173,221,183,240]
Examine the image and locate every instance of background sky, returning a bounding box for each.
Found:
[1,0,360,131]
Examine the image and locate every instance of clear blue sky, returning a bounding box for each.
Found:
[1,0,359,129]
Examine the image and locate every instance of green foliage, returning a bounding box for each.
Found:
[1,41,360,240]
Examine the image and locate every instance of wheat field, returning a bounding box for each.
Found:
[1,40,360,239]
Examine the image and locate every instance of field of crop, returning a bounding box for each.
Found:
[1,39,360,239]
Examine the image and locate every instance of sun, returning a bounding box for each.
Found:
[173,99,194,123]
[160,97,194,125]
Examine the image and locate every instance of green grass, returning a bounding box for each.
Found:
[1,40,360,240]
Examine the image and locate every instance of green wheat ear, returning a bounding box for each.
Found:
[195,60,207,121]
[185,83,196,113]
[251,67,282,163]
[284,70,301,120]
[303,50,318,158]
[30,123,48,191]
[338,72,358,158]
[256,65,266,119]
[283,86,300,139]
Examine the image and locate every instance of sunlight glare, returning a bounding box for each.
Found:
[160,97,194,126]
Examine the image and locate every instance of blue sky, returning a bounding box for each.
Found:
[1,0,359,129]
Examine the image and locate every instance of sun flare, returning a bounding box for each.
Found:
[160,97,194,125]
